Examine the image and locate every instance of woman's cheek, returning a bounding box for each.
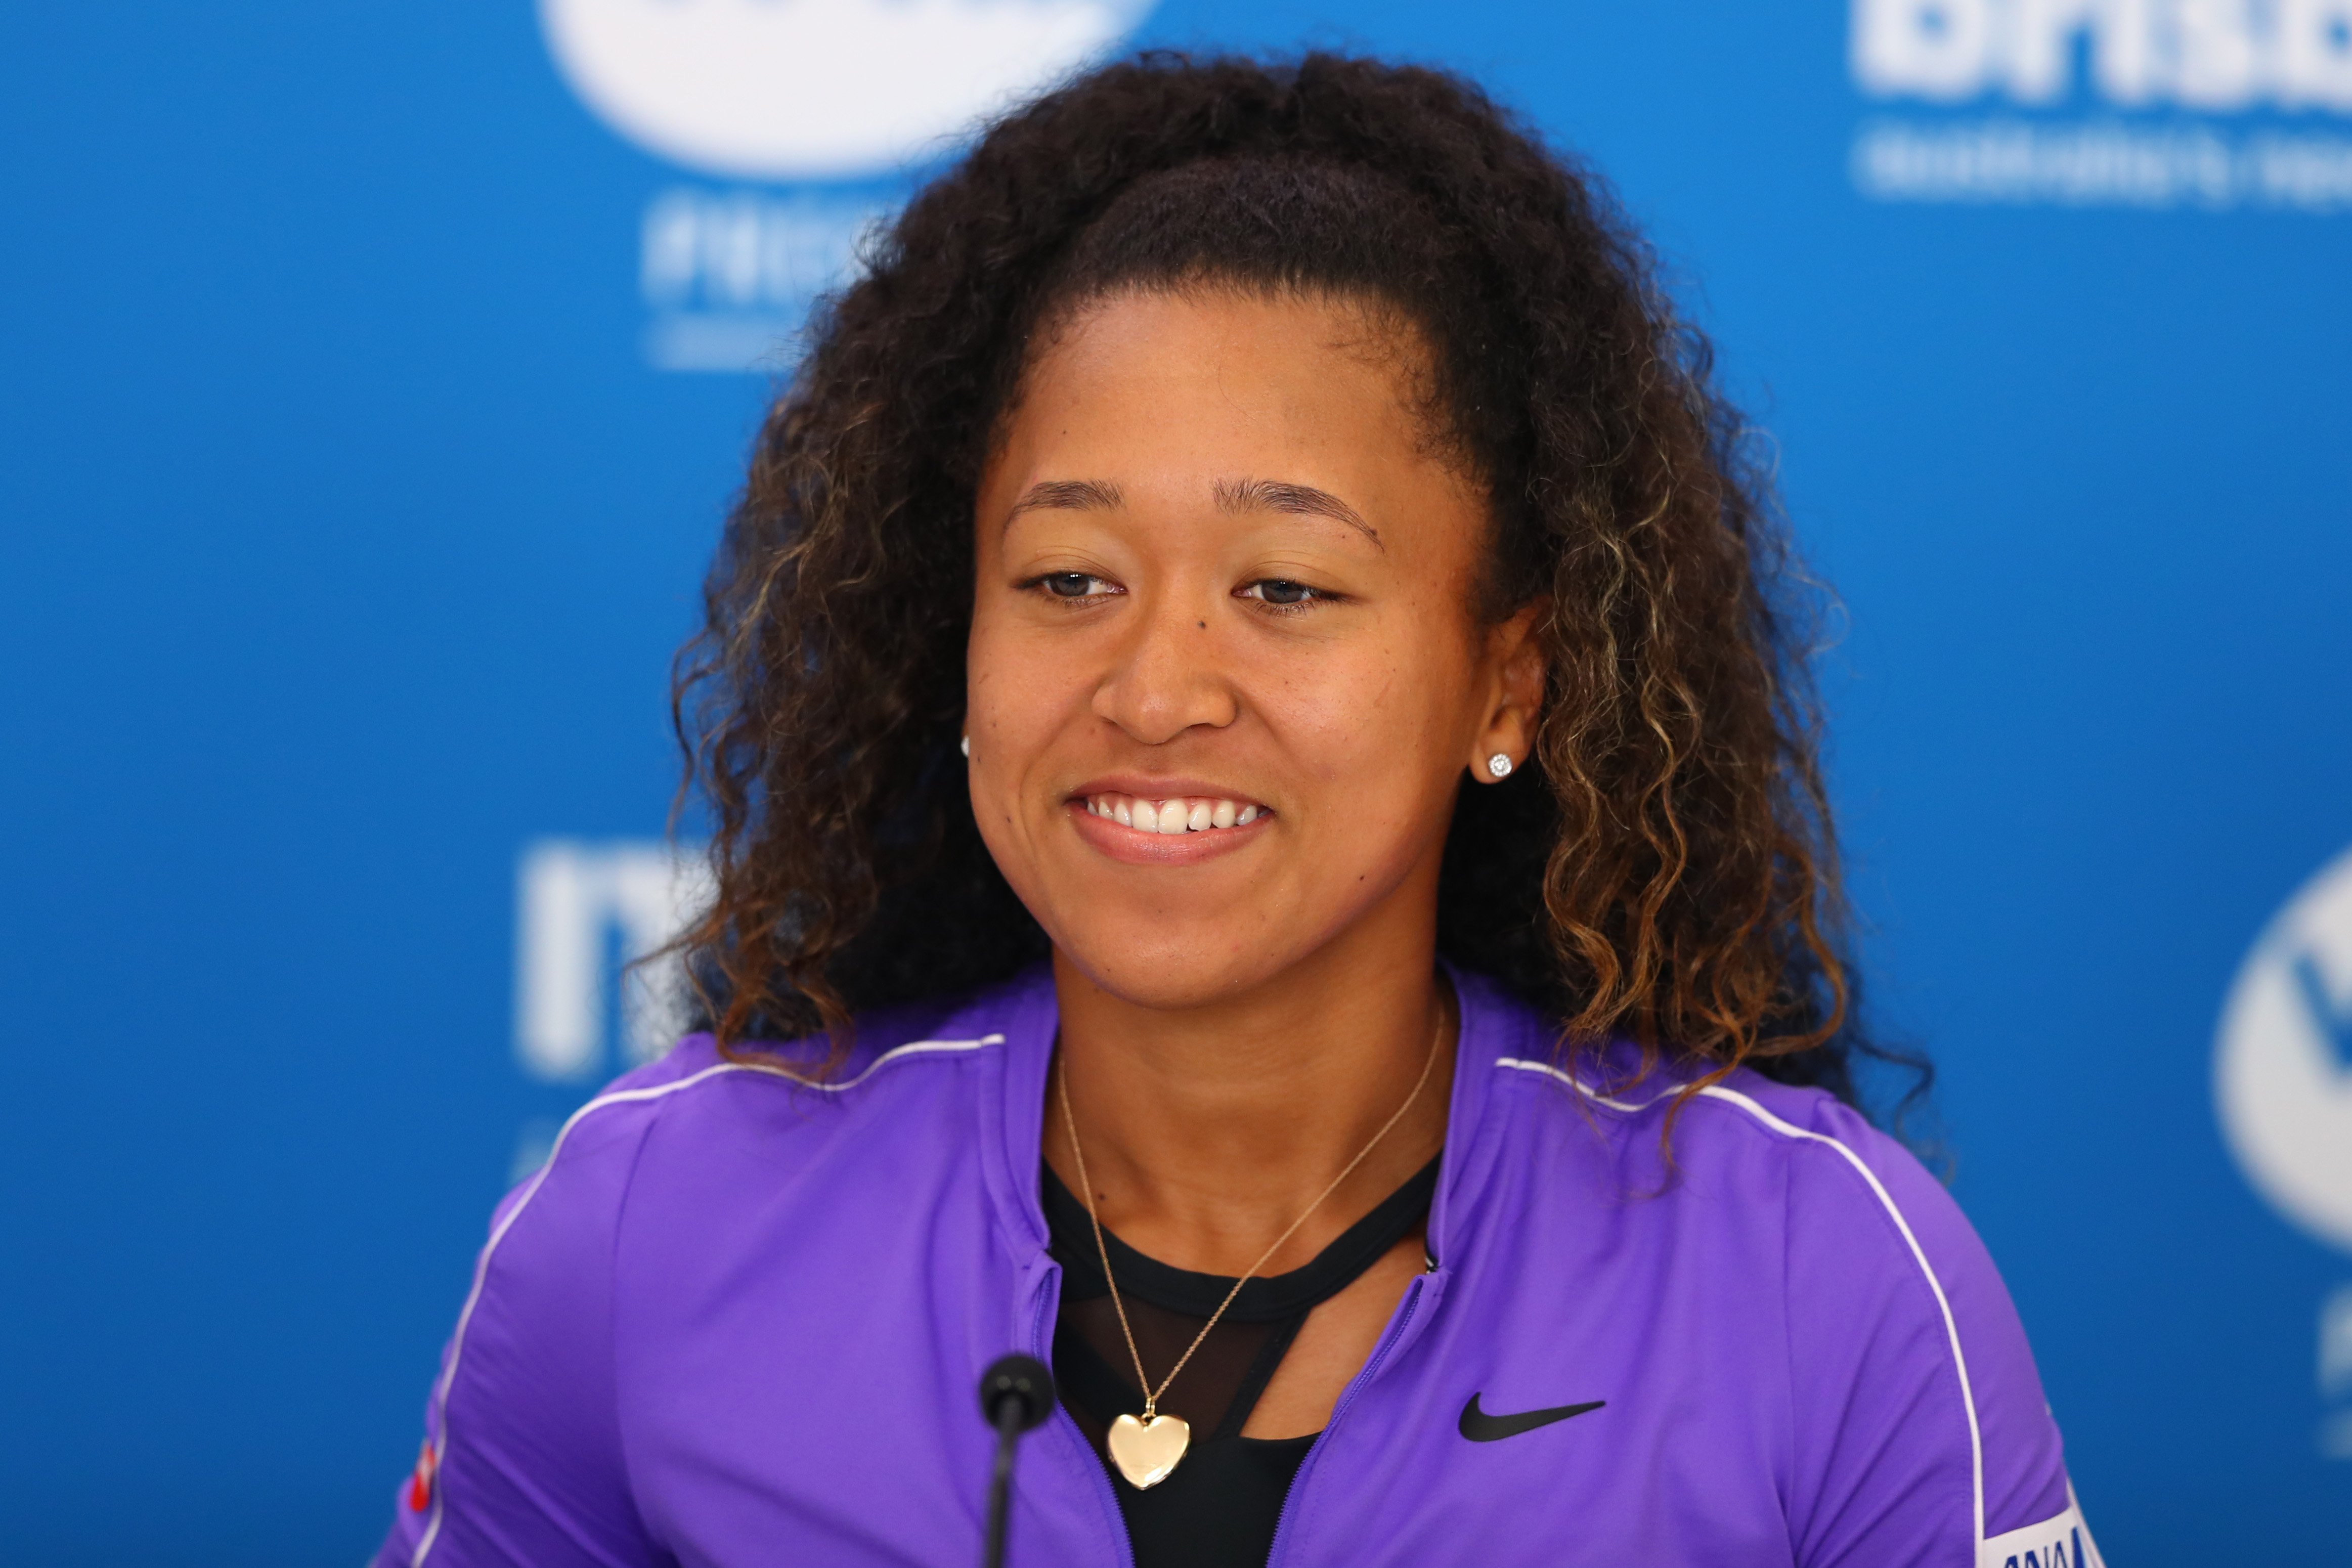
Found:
[1261,642,1413,788]
[1284,637,1467,868]
[966,638,1093,879]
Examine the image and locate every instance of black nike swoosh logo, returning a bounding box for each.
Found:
[1458,1391,1606,1441]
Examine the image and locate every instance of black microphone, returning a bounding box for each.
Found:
[977,1353,1056,1568]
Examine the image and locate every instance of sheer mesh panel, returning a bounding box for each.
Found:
[1042,1158,1439,1443]
[1041,1159,1439,1568]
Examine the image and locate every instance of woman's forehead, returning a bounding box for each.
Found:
[996,292,1445,474]
[1029,284,1435,395]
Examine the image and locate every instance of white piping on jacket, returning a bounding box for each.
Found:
[409,1033,1004,1565]
[1493,1056,1987,1548]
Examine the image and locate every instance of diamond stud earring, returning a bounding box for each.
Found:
[1487,753,1513,779]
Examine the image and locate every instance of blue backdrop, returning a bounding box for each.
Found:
[4,3,2349,1561]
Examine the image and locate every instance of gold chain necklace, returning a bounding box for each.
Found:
[1054,1011,1444,1491]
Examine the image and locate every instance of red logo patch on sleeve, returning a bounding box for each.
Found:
[407,1441,438,1512]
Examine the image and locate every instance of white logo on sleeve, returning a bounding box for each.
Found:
[1977,1494,2102,1567]
[2216,841,2352,1254]
[540,0,1154,179]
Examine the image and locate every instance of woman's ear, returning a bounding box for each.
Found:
[1471,601,1547,782]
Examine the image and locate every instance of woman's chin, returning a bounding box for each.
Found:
[1052,933,1310,1015]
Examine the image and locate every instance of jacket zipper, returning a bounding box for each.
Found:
[1027,1260,1139,1568]
[1262,1271,1430,1568]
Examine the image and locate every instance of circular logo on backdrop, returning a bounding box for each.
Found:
[2216,842,2352,1254]
[539,0,1154,180]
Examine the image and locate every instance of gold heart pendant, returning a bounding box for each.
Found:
[1106,1411,1191,1490]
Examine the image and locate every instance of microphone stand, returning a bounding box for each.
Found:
[978,1354,1056,1568]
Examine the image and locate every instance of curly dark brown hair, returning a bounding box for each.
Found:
[669,51,1925,1118]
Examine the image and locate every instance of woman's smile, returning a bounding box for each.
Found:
[1084,794,1262,833]
[1068,783,1274,864]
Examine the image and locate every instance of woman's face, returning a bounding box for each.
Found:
[968,288,1538,1012]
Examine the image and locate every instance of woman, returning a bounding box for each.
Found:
[378,54,2096,1568]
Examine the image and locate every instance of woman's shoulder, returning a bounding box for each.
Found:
[1494,1035,1981,1318]
[514,970,1046,1214]
[428,975,1040,1379]
[1467,991,1934,1219]
[1478,1024,2075,1555]
[1691,1071,2078,1554]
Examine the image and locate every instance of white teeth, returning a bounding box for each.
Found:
[1086,793,1268,833]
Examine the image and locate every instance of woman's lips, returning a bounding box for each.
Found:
[1064,790,1274,864]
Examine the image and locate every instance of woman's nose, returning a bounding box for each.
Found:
[1090,594,1239,745]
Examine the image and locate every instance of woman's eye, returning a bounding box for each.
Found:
[1037,572,1112,599]
[1240,579,1323,607]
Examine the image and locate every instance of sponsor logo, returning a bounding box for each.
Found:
[513,838,708,1083]
[1855,0,2352,110]
[2216,842,2352,1459]
[1849,0,2352,209]
[507,838,709,1181]
[541,0,1153,370]
[1977,1500,2104,1567]
[2324,1285,2352,1458]
[2215,841,2352,1253]
[1456,1392,1606,1441]
[541,0,1152,181]
[638,186,892,372]
[1988,1526,2093,1568]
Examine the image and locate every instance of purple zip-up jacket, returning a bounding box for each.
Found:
[376,967,2100,1568]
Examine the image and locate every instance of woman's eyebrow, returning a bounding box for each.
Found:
[1214,477,1383,551]
[1001,475,1382,551]
[1004,478,1124,527]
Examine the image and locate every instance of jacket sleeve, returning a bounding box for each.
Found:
[372,1102,664,1568]
[1776,1099,2102,1568]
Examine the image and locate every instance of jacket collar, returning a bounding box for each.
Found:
[974,962,1543,1274]
[975,965,1062,1263]
[1426,963,1538,1268]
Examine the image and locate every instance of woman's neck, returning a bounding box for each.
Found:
[1042,927,1456,1279]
